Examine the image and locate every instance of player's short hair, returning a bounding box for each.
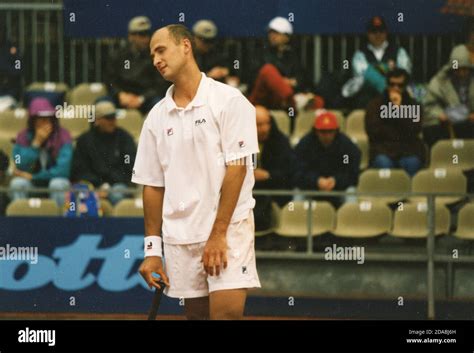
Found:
[165,24,196,54]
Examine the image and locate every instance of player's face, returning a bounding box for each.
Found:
[255,106,272,142]
[150,29,186,82]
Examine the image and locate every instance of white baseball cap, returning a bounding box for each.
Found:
[268,16,293,35]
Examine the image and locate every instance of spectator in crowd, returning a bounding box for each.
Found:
[9,98,72,206]
[0,149,9,215]
[0,25,22,111]
[71,101,136,205]
[342,16,412,109]
[365,68,425,176]
[294,111,361,207]
[105,16,169,114]
[248,17,306,111]
[253,105,296,230]
[422,45,474,147]
[192,19,240,88]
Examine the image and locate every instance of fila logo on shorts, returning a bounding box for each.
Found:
[242,266,248,274]
[166,128,173,136]
[239,140,245,148]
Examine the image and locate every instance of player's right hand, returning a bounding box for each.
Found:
[139,257,170,290]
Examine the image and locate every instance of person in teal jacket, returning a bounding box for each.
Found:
[9,97,72,207]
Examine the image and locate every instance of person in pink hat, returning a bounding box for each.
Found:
[9,97,72,207]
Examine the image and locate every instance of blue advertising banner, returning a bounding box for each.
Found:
[0,217,182,315]
[63,0,465,38]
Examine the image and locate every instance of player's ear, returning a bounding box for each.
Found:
[182,38,192,55]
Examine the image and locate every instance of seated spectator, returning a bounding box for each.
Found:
[422,45,474,147]
[9,98,72,206]
[342,16,412,109]
[254,105,296,230]
[105,16,169,114]
[0,25,22,111]
[248,17,304,111]
[71,101,136,205]
[294,111,361,207]
[192,20,240,88]
[365,69,425,176]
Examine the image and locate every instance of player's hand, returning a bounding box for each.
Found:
[254,168,270,181]
[202,231,228,277]
[139,256,169,290]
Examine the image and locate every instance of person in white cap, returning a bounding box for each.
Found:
[134,24,260,320]
[248,16,305,111]
[105,16,169,114]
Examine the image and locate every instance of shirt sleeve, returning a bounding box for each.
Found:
[219,95,259,164]
[131,119,165,187]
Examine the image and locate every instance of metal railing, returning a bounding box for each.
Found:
[0,3,466,91]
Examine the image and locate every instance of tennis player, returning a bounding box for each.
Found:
[133,24,261,320]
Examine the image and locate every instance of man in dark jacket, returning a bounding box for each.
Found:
[254,105,296,230]
[105,16,169,114]
[294,111,361,207]
[365,68,424,176]
[71,101,136,205]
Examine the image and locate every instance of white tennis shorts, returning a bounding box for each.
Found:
[163,211,261,298]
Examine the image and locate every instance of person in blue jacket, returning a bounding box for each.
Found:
[294,111,361,207]
[10,98,72,207]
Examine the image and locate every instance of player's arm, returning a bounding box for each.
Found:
[138,185,169,289]
[202,157,247,276]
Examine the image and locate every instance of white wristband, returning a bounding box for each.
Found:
[144,236,162,258]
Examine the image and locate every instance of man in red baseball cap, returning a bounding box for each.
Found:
[294,110,361,207]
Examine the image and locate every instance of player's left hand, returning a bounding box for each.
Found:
[202,231,228,277]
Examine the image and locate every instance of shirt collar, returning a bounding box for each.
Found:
[165,72,208,112]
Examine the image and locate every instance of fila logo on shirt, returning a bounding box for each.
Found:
[166,128,174,136]
[238,140,246,148]
[194,118,207,126]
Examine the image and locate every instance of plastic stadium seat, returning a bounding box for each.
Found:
[410,168,467,206]
[357,169,411,204]
[100,199,114,217]
[390,202,450,238]
[0,108,28,140]
[68,83,108,106]
[453,202,474,240]
[113,198,144,217]
[255,202,281,237]
[26,81,69,93]
[116,109,143,142]
[6,198,60,216]
[345,109,366,138]
[25,82,70,107]
[290,110,315,146]
[56,109,90,139]
[332,201,392,238]
[275,200,335,237]
[328,109,346,133]
[429,139,474,171]
[349,135,369,170]
[270,110,291,137]
[0,136,14,159]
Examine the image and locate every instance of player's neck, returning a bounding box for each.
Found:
[173,63,202,106]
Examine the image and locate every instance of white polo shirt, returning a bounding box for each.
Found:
[132,73,259,245]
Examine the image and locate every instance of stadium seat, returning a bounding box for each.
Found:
[410,168,467,206]
[275,200,335,237]
[0,108,28,140]
[255,202,281,237]
[0,136,14,160]
[390,202,450,238]
[357,169,411,204]
[453,202,474,240]
[332,201,392,238]
[100,199,114,217]
[349,135,369,170]
[345,109,366,138]
[25,82,70,107]
[429,139,474,171]
[57,109,90,139]
[68,83,108,106]
[113,198,144,217]
[6,198,60,216]
[116,109,143,142]
[290,110,315,146]
[270,110,291,137]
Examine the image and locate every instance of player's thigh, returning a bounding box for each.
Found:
[209,289,247,320]
[184,296,209,320]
